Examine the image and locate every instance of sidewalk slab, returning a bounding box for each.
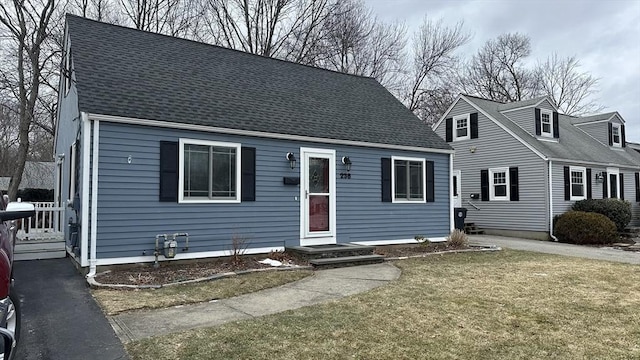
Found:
[469,235,640,264]
[110,262,401,343]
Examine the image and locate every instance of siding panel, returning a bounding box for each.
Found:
[95,122,451,260]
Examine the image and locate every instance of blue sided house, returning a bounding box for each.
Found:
[54,15,454,271]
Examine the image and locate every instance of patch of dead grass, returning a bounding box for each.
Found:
[93,270,312,315]
[126,250,640,360]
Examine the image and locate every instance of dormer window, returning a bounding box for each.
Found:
[540,109,552,137]
[454,114,470,141]
[611,124,621,147]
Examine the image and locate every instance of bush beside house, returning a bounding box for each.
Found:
[571,199,632,232]
[554,211,618,245]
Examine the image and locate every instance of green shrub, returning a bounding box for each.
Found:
[571,198,631,231]
[554,211,618,245]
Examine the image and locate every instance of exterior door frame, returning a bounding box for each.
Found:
[607,167,620,198]
[299,147,337,246]
[453,170,461,208]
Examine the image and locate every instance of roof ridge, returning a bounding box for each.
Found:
[65,13,377,81]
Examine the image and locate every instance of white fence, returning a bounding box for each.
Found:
[16,202,65,241]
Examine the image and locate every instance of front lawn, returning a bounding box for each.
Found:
[126,250,640,359]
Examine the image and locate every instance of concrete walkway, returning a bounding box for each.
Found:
[470,234,640,264]
[109,262,400,342]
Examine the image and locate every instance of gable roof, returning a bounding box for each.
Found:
[0,162,56,191]
[571,112,621,125]
[457,95,640,168]
[65,15,450,151]
[497,96,551,112]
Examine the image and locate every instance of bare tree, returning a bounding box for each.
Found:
[403,18,469,124]
[536,53,603,115]
[72,0,119,22]
[315,0,406,89]
[0,0,56,200]
[459,33,538,103]
[119,0,203,37]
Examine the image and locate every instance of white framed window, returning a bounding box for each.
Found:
[540,109,552,137]
[453,114,470,141]
[392,156,426,203]
[569,166,586,201]
[611,124,621,147]
[489,167,509,201]
[178,139,241,203]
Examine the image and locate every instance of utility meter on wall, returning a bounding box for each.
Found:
[164,239,177,258]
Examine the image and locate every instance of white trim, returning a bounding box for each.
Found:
[68,142,77,204]
[178,138,242,204]
[540,109,553,138]
[537,138,559,143]
[547,157,640,171]
[300,147,337,246]
[453,113,470,141]
[548,160,555,236]
[459,96,547,160]
[80,113,91,267]
[452,169,461,209]
[87,113,455,155]
[489,167,510,201]
[433,95,463,130]
[353,237,447,246]
[94,247,285,266]
[568,166,587,201]
[611,123,622,148]
[391,156,427,203]
[89,120,100,271]
[606,167,620,198]
[450,157,456,231]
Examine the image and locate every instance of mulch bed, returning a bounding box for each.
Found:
[95,244,470,286]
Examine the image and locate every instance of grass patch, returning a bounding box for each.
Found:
[93,270,312,315]
[126,250,640,359]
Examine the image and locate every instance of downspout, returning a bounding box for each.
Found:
[86,117,100,278]
[548,160,559,241]
[80,113,90,267]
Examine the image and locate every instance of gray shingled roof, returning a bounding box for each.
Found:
[66,15,450,151]
[496,96,549,111]
[463,96,640,168]
[570,112,617,124]
[0,162,55,190]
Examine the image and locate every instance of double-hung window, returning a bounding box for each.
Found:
[453,114,470,141]
[569,166,586,200]
[179,139,241,203]
[540,109,552,137]
[611,124,621,147]
[392,156,426,202]
[489,167,509,201]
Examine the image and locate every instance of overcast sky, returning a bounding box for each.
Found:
[365,0,640,142]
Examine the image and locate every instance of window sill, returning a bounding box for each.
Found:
[453,137,470,142]
[488,197,509,201]
[392,199,427,204]
[179,198,241,204]
[569,197,586,201]
[537,137,558,143]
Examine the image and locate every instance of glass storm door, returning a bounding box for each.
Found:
[301,148,336,245]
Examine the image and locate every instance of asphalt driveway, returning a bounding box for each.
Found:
[13,258,128,360]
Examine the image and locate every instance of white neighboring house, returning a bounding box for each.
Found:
[0,161,56,194]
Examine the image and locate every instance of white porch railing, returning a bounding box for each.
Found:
[15,201,65,241]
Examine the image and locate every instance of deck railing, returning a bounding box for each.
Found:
[15,201,65,241]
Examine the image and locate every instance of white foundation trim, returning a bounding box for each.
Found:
[352,237,447,246]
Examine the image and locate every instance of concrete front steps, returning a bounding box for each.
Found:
[286,243,384,268]
[15,239,67,261]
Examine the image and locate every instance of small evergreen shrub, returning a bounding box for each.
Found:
[554,211,618,245]
[16,188,54,202]
[571,198,631,231]
[446,229,468,248]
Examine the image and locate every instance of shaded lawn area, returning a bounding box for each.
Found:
[93,270,313,315]
[127,250,640,359]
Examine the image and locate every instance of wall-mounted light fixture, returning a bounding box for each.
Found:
[595,172,605,183]
[286,152,296,169]
[470,146,477,153]
[342,156,352,172]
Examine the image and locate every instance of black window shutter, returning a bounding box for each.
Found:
[635,172,640,202]
[586,168,592,199]
[509,167,519,201]
[608,123,613,146]
[602,171,608,198]
[381,158,392,202]
[470,113,479,139]
[620,173,624,200]
[552,111,559,138]
[535,108,541,136]
[480,169,489,201]
[621,125,626,147]
[563,166,570,201]
[159,141,178,202]
[445,118,453,142]
[426,161,435,202]
[241,147,256,201]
